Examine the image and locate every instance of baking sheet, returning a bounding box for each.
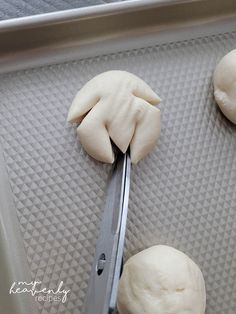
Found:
[0,1,236,314]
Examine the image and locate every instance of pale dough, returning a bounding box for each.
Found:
[213,49,236,124]
[117,245,206,314]
[67,71,161,163]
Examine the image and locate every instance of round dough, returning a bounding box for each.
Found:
[117,245,206,314]
[213,49,236,124]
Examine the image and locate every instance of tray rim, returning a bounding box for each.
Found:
[0,0,236,74]
[0,0,198,32]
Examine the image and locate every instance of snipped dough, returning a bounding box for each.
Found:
[117,245,206,314]
[67,71,161,163]
[213,49,236,124]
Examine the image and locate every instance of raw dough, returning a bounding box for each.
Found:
[117,245,206,314]
[213,49,236,124]
[67,71,161,163]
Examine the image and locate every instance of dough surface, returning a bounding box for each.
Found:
[213,49,236,124]
[117,245,206,314]
[67,71,161,163]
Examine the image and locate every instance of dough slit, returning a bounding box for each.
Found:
[108,119,136,154]
[130,99,161,163]
[133,81,161,105]
[67,88,100,123]
[77,110,114,163]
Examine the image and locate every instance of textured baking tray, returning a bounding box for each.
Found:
[0,0,236,313]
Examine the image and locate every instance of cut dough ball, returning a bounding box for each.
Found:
[213,49,236,124]
[67,71,161,163]
[117,245,206,314]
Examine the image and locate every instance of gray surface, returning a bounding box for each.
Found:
[0,27,236,314]
[0,0,126,20]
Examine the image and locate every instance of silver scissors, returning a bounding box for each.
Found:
[85,150,131,314]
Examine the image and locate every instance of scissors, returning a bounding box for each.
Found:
[85,150,131,314]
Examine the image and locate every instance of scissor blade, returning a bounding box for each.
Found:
[85,152,131,314]
[109,152,131,312]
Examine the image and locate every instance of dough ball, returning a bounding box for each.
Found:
[67,71,161,164]
[213,49,236,124]
[117,245,206,314]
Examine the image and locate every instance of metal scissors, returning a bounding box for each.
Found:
[85,150,131,314]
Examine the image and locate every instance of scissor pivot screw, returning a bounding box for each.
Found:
[97,253,106,276]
